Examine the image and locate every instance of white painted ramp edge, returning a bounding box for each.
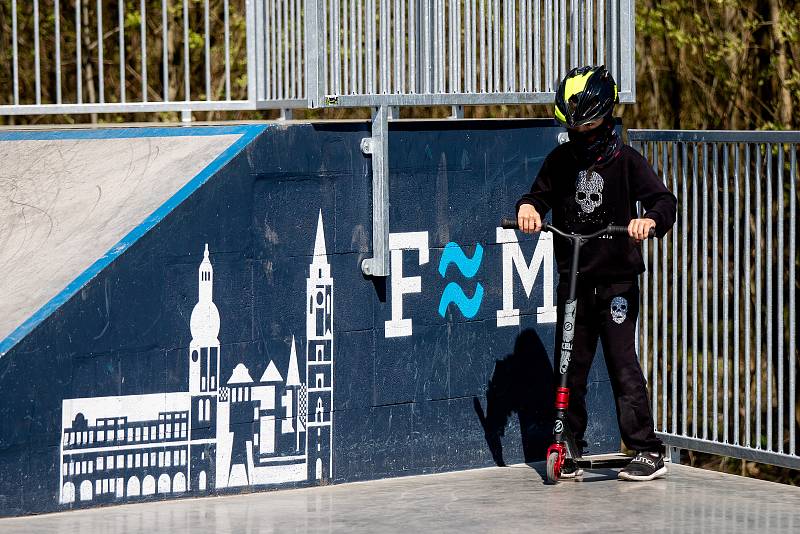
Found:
[0,125,267,356]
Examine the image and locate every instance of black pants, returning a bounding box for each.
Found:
[555,278,662,453]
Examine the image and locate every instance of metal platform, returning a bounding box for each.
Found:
[2,462,798,533]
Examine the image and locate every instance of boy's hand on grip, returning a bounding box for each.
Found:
[628,218,656,241]
[517,203,542,234]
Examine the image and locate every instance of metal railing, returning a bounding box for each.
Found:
[629,130,800,470]
[309,0,635,108]
[2,0,635,115]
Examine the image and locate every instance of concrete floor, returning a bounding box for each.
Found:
[2,462,799,534]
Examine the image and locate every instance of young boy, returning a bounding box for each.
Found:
[516,65,677,481]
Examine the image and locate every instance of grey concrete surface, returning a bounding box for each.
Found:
[1,463,798,533]
[0,133,240,343]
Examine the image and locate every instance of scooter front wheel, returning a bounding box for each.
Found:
[546,450,561,483]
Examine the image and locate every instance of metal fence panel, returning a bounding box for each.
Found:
[0,0,302,116]
[629,129,800,470]
[2,0,636,116]
[304,0,636,107]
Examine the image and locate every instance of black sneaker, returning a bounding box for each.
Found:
[618,451,667,481]
[560,458,584,479]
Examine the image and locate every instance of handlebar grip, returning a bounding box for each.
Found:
[607,225,656,238]
[501,217,519,229]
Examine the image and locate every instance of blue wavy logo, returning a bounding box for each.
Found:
[439,242,483,278]
[438,283,484,318]
[437,242,484,318]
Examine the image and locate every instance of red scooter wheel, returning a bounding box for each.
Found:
[546,450,561,483]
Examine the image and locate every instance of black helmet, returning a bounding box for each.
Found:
[554,66,618,127]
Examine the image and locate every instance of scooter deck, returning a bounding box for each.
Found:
[576,453,632,469]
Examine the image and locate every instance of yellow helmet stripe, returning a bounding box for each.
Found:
[554,105,566,123]
[563,70,594,102]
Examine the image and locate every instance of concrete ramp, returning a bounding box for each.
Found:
[0,126,263,353]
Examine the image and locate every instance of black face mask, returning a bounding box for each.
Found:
[567,117,620,166]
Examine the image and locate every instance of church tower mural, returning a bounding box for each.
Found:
[57,211,334,504]
[305,211,334,482]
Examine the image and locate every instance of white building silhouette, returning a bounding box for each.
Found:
[59,212,334,504]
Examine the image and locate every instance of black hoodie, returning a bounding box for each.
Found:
[516,142,677,279]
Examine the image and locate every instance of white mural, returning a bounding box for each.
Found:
[58,211,334,504]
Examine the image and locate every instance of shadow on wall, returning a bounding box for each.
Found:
[474,329,554,465]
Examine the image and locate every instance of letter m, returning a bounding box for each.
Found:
[496,227,556,327]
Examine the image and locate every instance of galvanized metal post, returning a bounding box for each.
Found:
[360,106,391,277]
[305,0,325,108]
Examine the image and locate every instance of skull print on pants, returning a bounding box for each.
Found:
[610,296,628,324]
[575,170,604,213]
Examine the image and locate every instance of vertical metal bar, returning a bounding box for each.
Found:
[641,141,649,400]
[744,143,751,447]
[362,106,390,277]
[570,0,578,67]
[527,0,534,90]
[97,0,104,103]
[559,0,566,78]
[478,0,489,93]
[609,0,616,83]
[662,143,668,432]
[723,143,730,443]
[395,0,402,93]
[712,143,719,442]
[295,0,302,98]
[733,144,741,445]
[224,0,231,100]
[380,0,388,93]
[671,142,679,435]
[493,0,500,92]
[183,0,189,102]
[766,144,773,451]
[77,0,83,104]
[519,0,530,91]
[284,0,291,99]
[256,0,267,101]
[12,0,19,105]
[367,0,374,94]
[755,144,763,448]
[652,142,660,429]
[274,0,281,99]
[791,147,797,456]
[533,0,540,91]
[455,0,461,93]
[141,0,148,102]
[204,0,211,100]
[681,142,688,436]
[118,0,125,103]
[291,0,299,101]
[596,0,603,65]
[55,0,62,104]
[507,0,515,91]
[357,0,363,94]
[34,0,41,105]
[544,0,552,90]
[777,144,784,454]
[409,0,415,94]
[702,143,709,440]
[691,143,699,437]
[586,0,593,64]
[163,0,169,102]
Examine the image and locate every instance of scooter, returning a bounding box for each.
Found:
[500,218,654,483]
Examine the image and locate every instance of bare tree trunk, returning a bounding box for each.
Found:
[81,0,98,123]
[769,0,793,126]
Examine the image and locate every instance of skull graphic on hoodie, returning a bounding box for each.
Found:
[568,169,608,227]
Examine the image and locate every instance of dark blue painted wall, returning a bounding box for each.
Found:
[0,120,620,517]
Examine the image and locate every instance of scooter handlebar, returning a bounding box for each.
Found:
[500,219,656,239]
[501,217,518,229]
